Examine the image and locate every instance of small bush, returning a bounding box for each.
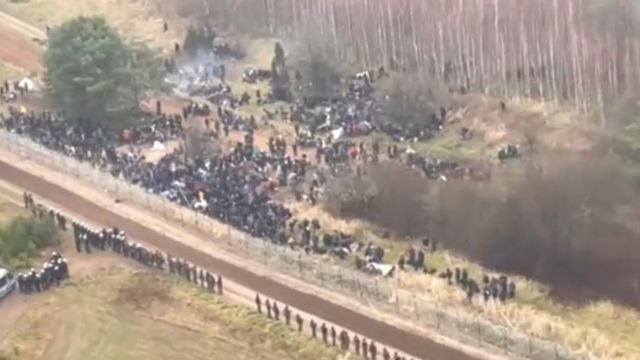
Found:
[323,169,376,219]
[378,72,450,130]
[0,216,60,267]
[323,162,430,237]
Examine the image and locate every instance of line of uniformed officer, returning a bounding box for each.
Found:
[17,252,69,294]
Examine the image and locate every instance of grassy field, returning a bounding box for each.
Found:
[0,192,25,224]
[0,62,28,83]
[0,266,342,360]
[294,195,640,359]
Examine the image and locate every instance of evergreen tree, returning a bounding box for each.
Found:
[44,16,164,130]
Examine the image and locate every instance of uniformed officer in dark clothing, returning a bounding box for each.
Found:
[23,192,30,208]
[33,272,42,293]
[320,323,328,344]
[283,305,291,325]
[255,294,262,313]
[273,302,280,321]
[310,320,317,338]
[74,230,82,253]
[265,299,272,318]
[330,327,337,346]
[353,335,361,355]
[383,348,391,360]
[362,339,369,359]
[83,233,92,254]
[369,341,378,360]
[295,314,303,332]
[216,275,223,295]
[198,270,205,288]
[461,269,469,287]
[339,330,349,350]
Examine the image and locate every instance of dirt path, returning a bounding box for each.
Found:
[0,20,42,74]
[0,10,44,74]
[0,11,45,39]
[0,293,33,341]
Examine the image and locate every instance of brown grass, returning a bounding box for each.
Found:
[0,0,187,53]
[0,266,342,360]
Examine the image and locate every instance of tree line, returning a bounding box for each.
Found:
[175,0,640,126]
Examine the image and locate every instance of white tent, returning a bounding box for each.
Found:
[18,77,37,92]
[331,127,345,141]
[152,141,165,151]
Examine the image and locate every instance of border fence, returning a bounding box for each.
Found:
[0,130,592,360]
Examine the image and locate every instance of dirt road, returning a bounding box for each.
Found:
[0,10,44,74]
[0,20,42,74]
[0,159,479,360]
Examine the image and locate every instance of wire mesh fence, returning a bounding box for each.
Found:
[0,130,591,360]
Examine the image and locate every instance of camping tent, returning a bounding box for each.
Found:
[18,78,37,92]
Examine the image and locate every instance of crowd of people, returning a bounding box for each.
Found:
[437,266,517,303]
[23,192,225,295]
[72,221,225,294]
[16,252,69,294]
[21,192,412,359]
[0,27,509,310]
[1,78,512,306]
[17,195,70,294]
